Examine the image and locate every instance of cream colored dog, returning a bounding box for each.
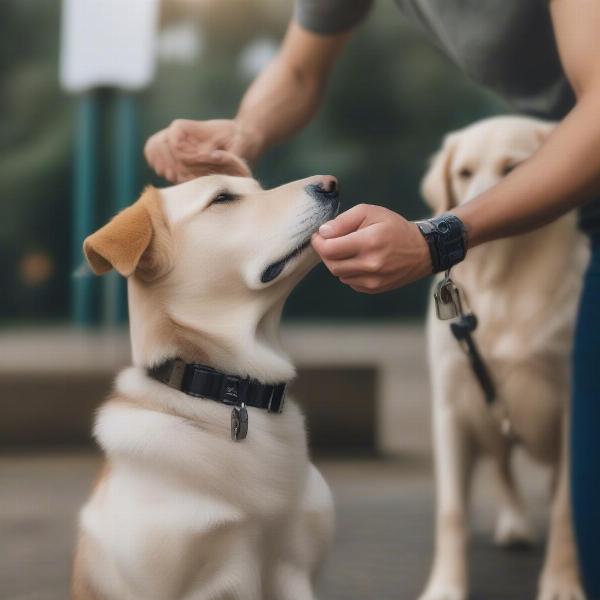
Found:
[72,173,339,600]
[420,116,588,600]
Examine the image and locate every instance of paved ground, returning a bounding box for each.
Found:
[0,452,552,600]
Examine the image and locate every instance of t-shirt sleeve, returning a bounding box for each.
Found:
[294,0,374,34]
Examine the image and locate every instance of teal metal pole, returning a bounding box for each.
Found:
[114,93,138,214]
[102,91,138,326]
[71,92,99,326]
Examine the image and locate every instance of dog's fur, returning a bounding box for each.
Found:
[72,175,338,600]
[420,116,588,600]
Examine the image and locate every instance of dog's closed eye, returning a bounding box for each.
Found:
[210,191,239,206]
[501,162,520,176]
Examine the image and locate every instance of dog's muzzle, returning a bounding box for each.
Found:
[260,180,341,284]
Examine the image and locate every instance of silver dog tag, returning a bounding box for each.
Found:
[434,273,463,320]
[231,404,248,441]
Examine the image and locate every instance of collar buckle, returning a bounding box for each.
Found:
[221,375,250,406]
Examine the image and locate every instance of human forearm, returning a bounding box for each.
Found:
[456,0,600,248]
[454,88,600,247]
[235,22,351,161]
[234,58,324,162]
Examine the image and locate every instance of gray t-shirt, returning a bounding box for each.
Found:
[295,0,599,232]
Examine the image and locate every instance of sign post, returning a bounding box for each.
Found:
[60,0,160,326]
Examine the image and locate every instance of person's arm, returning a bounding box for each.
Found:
[312,0,600,293]
[234,22,352,160]
[454,0,600,245]
[144,22,351,182]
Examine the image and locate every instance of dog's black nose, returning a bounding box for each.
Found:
[317,176,338,195]
[310,176,339,200]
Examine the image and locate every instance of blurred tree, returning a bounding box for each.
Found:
[0,0,72,322]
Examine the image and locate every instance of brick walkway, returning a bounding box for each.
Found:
[1,453,549,600]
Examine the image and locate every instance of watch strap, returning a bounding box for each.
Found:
[416,214,468,273]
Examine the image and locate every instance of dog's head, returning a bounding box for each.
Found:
[421,116,555,213]
[83,171,339,373]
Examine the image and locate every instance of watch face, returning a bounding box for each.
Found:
[437,220,450,233]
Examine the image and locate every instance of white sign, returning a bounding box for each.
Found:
[60,0,160,93]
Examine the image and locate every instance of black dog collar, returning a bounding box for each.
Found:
[147,359,287,441]
[415,214,468,273]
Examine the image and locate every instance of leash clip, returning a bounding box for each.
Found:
[434,269,464,320]
[438,273,517,440]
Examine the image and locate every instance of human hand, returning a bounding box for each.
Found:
[144,119,262,183]
[311,204,432,293]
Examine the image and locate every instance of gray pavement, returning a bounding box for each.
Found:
[0,452,551,600]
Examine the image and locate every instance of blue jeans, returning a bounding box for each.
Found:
[572,233,600,599]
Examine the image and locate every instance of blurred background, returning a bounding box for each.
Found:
[2,1,553,599]
[0,0,505,324]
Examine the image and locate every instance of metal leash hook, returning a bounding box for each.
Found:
[434,269,515,439]
[434,269,463,320]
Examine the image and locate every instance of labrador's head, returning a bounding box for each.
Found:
[83,173,339,370]
[421,116,555,213]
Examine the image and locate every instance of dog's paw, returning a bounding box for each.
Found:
[494,507,535,548]
[417,582,467,600]
[537,572,586,600]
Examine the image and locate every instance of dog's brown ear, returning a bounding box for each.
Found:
[83,187,167,278]
[421,133,459,214]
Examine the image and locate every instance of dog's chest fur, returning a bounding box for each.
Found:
[79,367,310,599]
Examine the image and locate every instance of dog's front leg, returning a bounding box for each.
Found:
[419,400,474,600]
[538,414,585,600]
[493,452,535,547]
[266,465,334,600]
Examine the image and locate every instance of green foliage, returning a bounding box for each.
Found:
[0,0,72,321]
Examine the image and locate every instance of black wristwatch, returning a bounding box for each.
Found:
[415,214,468,273]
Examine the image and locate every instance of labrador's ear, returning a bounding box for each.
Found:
[421,133,459,214]
[83,187,170,278]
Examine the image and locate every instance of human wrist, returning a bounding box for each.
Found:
[411,223,435,277]
[414,214,468,273]
[233,118,267,163]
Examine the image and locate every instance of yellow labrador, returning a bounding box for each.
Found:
[420,116,588,600]
[72,173,339,600]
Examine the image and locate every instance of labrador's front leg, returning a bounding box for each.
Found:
[419,400,475,600]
